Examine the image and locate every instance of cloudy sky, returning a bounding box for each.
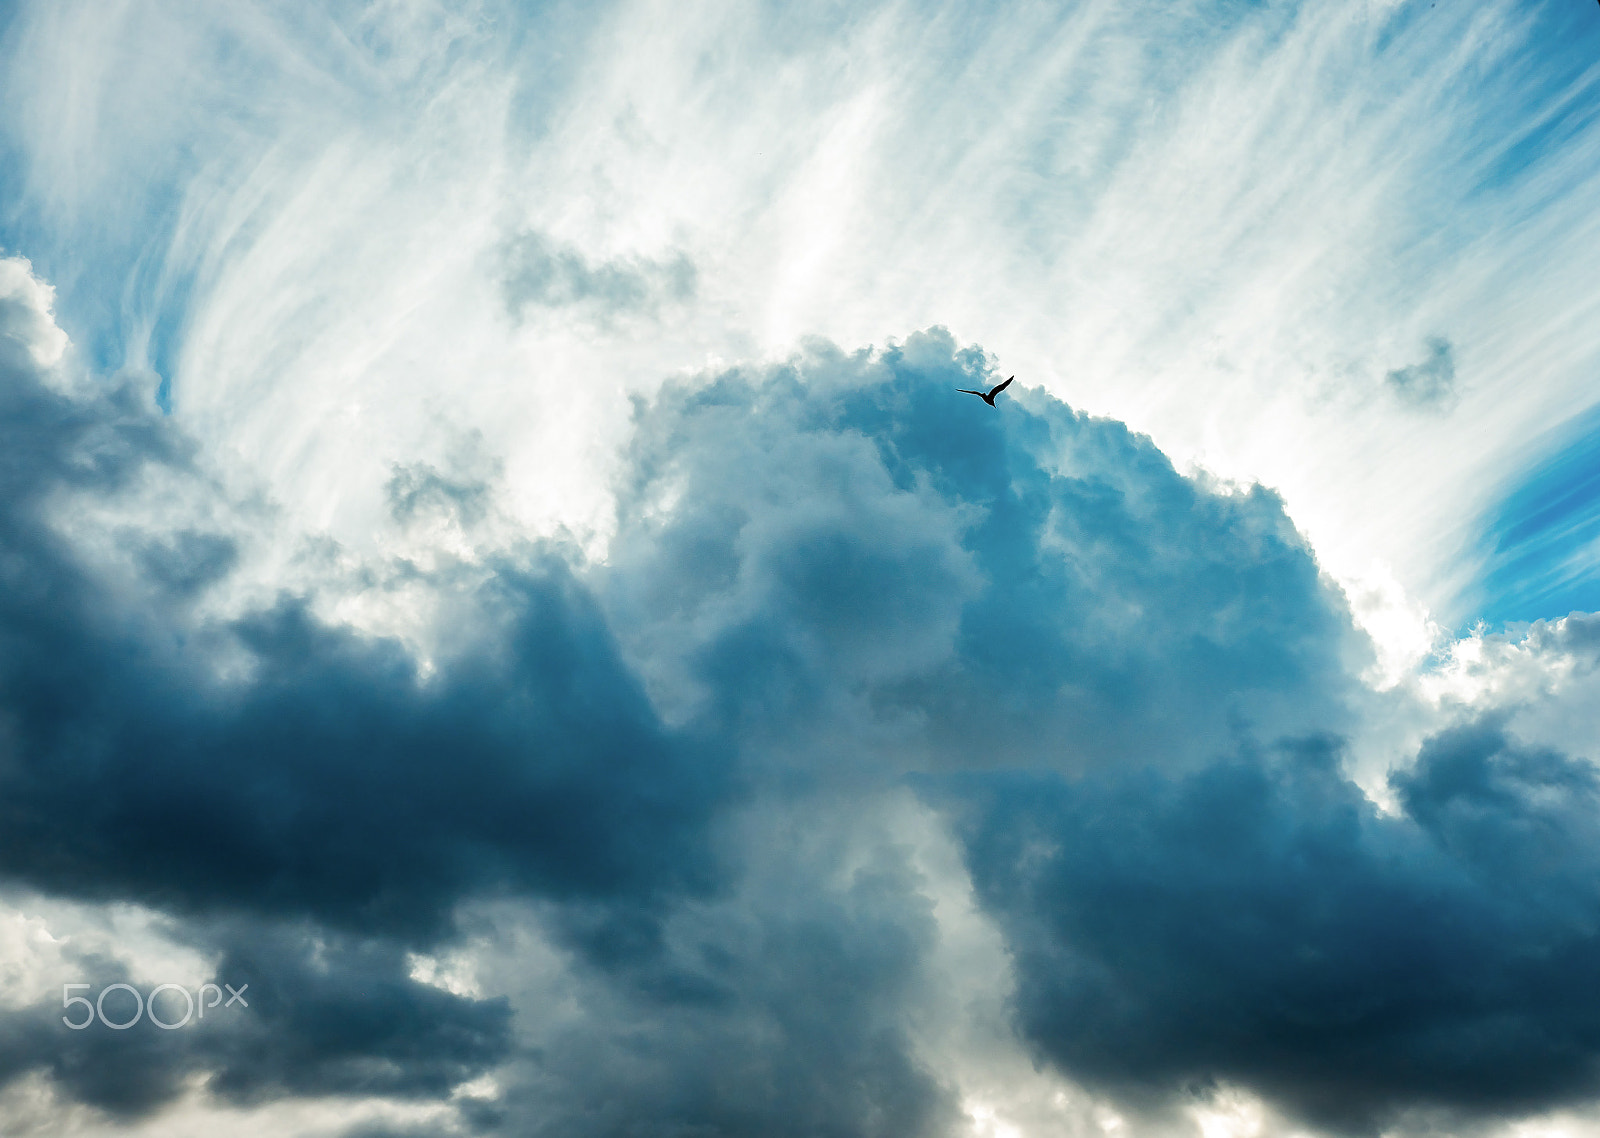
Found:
[3,1,1600,1135]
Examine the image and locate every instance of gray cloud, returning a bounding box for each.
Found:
[491,810,960,1138]
[501,231,696,322]
[387,464,493,529]
[0,921,512,1122]
[134,529,238,597]
[1386,336,1457,408]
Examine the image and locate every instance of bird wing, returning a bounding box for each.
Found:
[988,375,1015,397]
[957,389,986,396]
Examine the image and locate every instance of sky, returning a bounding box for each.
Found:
[3,1,1600,1135]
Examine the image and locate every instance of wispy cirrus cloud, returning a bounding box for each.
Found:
[7,0,1600,633]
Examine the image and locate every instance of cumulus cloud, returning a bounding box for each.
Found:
[8,250,1600,1138]
[599,329,1600,1134]
[0,259,68,370]
[607,329,1366,776]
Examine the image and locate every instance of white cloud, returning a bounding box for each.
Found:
[8,0,1598,633]
[0,256,68,371]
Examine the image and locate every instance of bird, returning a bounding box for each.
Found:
[958,375,1014,407]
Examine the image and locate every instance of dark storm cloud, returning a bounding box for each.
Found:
[937,719,1600,1134]
[0,289,732,1117]
[0,922,510,1121]
[202,924,511,1104]
[0,954,198,1117]
[500,230,696,322]
[0,541,728,941]
[0,331,730,936]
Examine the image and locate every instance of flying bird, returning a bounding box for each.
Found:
[958,375,1014,407]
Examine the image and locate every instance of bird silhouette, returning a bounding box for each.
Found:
[958,375,1014,407]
